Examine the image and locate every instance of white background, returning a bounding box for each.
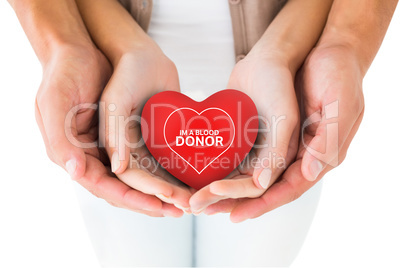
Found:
[0,1,401,268]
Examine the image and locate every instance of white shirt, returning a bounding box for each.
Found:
[148,0,236,101]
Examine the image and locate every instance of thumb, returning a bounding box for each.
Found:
[301,100,352,181]
[252,114,299,190]
[37,97,87,180]
[300,122,339,182]
[100,94,133,175]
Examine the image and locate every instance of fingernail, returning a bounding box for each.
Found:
[193,207,206,215]
[66,159,77,178]
[309,160,323,181]
[156,194,172,203]
[111,151,120,173]
[210,190,225,196]
[258,168,272,189]
[193,209,204,216]
[174,203,190,211]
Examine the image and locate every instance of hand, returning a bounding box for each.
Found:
[35,44,179,217]
[217,45,365,222]
[189,54,300,215]
[100,44,193,214]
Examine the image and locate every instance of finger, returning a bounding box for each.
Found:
[204,199,239,215]
[336,109,364,163]
[230,160,318,223]
[229,115,363,223]
[37,94,86,180]
[188,169,241,212]
[100,86,133,175]
[190,183,254,215]
[130,210,164,217]
[209,175,265,198]
[122,203,182,218]
[161,202,185,218]
[301,101,363,181]
[189,184,227,214]
[117,155,174,197]
[76,154,163,212]
[164,188,192,214]
[152,167,193,211]
[251,110,299,190]
[119,154,192,211]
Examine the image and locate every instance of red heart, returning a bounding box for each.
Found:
[141,89,258,190]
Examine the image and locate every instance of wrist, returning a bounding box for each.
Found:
[317,27,369,76]
[111,38,162,67]
[12,0,93,65]
[40,39,98,70]
[310,40,364,82]
[316,0,398,77]
[247,43,299,77]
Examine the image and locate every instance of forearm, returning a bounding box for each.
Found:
[317,0,398,75]
[8,0,93,65]
[75,0,156,67]
[249,0,333,75]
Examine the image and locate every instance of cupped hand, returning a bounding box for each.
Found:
[100,44,193,214]
[216,45,365,222]
[35,44,180,217]
[35,45,111,178]
[189,54,300,214]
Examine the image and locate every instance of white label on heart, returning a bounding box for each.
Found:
[163,107,235,174]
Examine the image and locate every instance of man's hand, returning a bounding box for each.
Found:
[35,45,110,180]
[206,0,398,222]
[35,44,180,217]
[191,0,398,221]
[210,45,365,222]
[189,55,300,214]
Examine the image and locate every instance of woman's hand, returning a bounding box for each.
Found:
[189,54,300,214]
[74,0,193,215]
[100,44,193,215]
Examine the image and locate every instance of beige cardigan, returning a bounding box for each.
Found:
[118,0,287,62]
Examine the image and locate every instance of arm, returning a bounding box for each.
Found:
[297,0,399,181]
[318,0,399,75]
[189,0,334,215]
[8,0,94,64]
[75,0,156,66]
[8,0,175,216]
[249,0,334,76]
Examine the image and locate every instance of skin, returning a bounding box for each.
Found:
[189,0,334,214]
[8,0,183,217]
[200,0,399,222]
[75,0,333,214]
[75,0,193,214]
[9,0,398,220]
